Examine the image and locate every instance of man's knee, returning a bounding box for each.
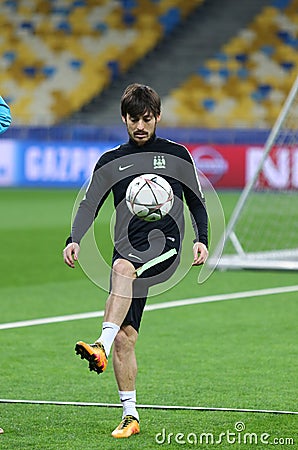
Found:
[114,326,137,353]
[112,259,136,280]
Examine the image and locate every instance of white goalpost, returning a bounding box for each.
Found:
[210,75,298,271]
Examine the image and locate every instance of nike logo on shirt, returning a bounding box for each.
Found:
[119,164,134,171]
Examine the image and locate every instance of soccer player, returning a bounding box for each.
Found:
[63,84,208,438]
[0,96,11,134]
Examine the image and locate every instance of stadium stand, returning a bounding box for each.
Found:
[161,0,298,128]
[66,0,273,126]
[0,0,204,125]
[1,0,297,128]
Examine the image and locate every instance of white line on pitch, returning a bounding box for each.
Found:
[0,398,297,415]
[0,285,297,331]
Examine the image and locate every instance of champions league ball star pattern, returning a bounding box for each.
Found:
[126,174,174,222]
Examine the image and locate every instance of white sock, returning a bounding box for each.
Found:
[96,322,120,357]
[119,390,139,421]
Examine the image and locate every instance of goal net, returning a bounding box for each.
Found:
[210,75,298,271]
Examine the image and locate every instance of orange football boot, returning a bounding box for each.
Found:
[75,341,107,374]
[111,415,140,438]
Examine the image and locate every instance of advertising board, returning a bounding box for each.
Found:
[0,140,297,189]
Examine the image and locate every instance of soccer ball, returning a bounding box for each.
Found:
[126,174,174,222]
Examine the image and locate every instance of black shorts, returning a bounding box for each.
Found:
[111,245,180,332]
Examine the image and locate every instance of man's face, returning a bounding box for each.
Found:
[123,112,160,146]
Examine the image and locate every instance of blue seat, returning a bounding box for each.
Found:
[260,45,275,56]
[280,61,294,71]
[202,98,216,111]
[93,22,108,33]
[235,53,248,64]
[258,84,272,96]
[107,60,120,81]
[20,21,35,32]
[218,68,230,79]
[271,0,291,9]
[159,7,180,35]
[52,6,71,15]
[197,66,211,79]
[3,0,17,9]
[56,21,72,33]
[3,51,16,63]
[214,52,228,62]
[251,84,272,102]
[70,59,83,70]
[237,67,248,79]
[42,66,57,77]
[23,66,38,77]
[123,12,136,26]
[72,0,87,6]
[119,0,137,8]
[277,30,291,43]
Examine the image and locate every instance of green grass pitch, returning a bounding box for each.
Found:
[0,189,297,449]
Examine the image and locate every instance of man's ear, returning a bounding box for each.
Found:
[156,114,161,123]
[121,115,127,124]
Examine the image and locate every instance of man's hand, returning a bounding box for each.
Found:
[63,242,80,268]
[192,242,208,266]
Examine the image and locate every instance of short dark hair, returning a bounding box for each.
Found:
[121,83,161,118]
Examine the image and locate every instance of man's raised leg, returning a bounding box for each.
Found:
[75,259,136,374]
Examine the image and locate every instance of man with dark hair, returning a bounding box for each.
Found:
[121,83,161,120]
[63,83,208,438]
[0,96,11,134]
